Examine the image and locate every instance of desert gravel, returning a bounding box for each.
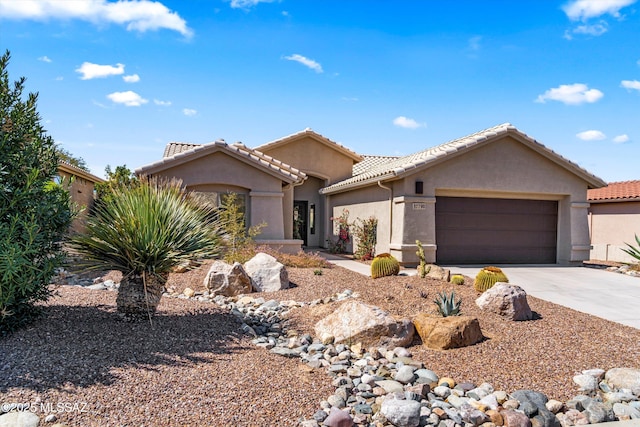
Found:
[1,261,640,426]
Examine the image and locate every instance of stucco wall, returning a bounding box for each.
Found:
[58,170,97,234]
[260,136,355,184]
[589,201,640,263]
[327,136,594,265]
[151,151,286,239]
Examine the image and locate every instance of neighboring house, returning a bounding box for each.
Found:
[57,161,104,234]
[588,180,640,263]
[136,123,606,265]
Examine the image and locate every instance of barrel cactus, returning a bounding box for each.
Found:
[371,253,400,279]
[473,266,508,293]
[450,274,465,285]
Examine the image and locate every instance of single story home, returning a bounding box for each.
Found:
[57,161,104,234]
[588,180,640,263]
[136,123,606,265]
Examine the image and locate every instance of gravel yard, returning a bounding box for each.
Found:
[1,262,640,426]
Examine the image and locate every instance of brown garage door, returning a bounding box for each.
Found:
[435,196,558,264]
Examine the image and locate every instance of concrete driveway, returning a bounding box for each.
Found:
[443,265,640,329]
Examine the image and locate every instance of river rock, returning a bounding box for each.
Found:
[0,411,40,427]
[605,368,640,395]
[380,396,421,427]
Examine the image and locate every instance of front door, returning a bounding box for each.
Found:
[293,201,308,246]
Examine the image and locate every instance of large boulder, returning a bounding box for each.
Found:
[244,253,289,292]
[475,282,533,321]
[605,368,640,396]
[314,300,415,348]
[413,314,483,350]
[203,260,253,296]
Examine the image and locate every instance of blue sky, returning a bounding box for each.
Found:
[1,0,639,183]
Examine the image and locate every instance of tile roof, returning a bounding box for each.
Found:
[353,155,400,176]
[57,161,105,183]
[588,180,640,201]
[137,140,307,184]
[255,128,363,162]
[163,142,202,158]
[321,123,606,194]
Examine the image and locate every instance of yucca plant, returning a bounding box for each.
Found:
[473,266,508,293]
[371,253,400,279]
[434,291,462,317]
[71,177,223,321]
[622,234,640,263]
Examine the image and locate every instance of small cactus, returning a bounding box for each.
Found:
[434,291,462,317]
[371,253,400,279]
[473,266,508,293]
[416,240,428,278]
[450,274,465,285]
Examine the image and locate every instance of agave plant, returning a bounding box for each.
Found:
[433,291,462,317]
[622,234,640,263]
[71,177,223,321]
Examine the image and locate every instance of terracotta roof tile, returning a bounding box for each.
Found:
[163,142,202,158]
[588,180,640,201]
[353,155,399,176]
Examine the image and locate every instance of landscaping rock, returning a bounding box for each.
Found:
[413,314,483,350]
[203,260,252,296]
[314,300,415,347]
[426,265,450,282]
[0,411,40,427]
[380,396,421,427]
[322,407,353,427]
[475,283,533,321]
[244,252,289,292]
[605,368,640,395]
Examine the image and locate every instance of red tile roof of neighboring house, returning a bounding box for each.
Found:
[588,180,640,201]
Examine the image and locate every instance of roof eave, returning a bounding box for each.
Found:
[320,172,398,195]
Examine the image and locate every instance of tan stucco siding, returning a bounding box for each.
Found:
[589,201,640,263]
[328,186,392,256]
[58,170,97,234]
[260,136,355,184]
[150,151,286,239]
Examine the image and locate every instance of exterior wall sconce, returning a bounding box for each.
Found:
[415,180,423,194]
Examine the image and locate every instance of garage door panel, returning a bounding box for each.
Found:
[435,197,558,264]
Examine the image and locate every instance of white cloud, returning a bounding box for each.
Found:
[572,22,608,36]
[0,0,193,37]
[576,130,606,141]
[621,79,640,91]
[468,36,482,51]
[107,91,148,107]
[38,55,52,63]
[613,134,630,143]
[76,62,124,80]
[229,0,274,9]
[562,0,636,21]
[123,73,140,83]
[183,108,197,116]
[393,116,425,129]
[341,97,359,102]
[535,83,603,105]
[283,54,323,73]
[154,99,171,106]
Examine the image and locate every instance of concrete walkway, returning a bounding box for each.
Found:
[319,252,640,329]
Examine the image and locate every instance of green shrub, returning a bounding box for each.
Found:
[352,216,378,260]
[0,51,73,334]
[71,178,223,320]
[313,269,323,276]
[371,253,400,279]
[450,274,465,285]
[473,266,508,293]
[434,291,462,317]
